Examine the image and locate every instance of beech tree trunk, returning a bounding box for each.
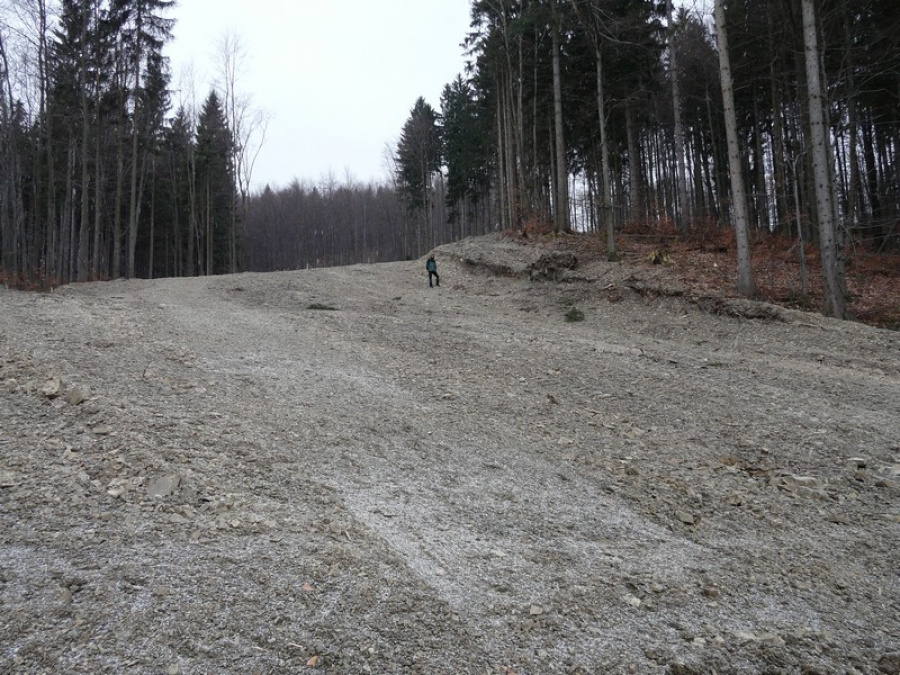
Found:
[667,0,689,230]
[801,0,846,318]
[714,0,755,297]
[595,50,616,258]
[550,2,569,233]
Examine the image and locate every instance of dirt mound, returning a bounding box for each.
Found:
[2,235,899,674]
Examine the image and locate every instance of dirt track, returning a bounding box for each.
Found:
[1,235,899,674]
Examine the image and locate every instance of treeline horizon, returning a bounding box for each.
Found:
[2,1,899,319]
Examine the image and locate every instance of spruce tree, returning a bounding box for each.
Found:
[396,97,442,213]
[112,0,174,277]
[440,76,491,227]
[195,90,234,276]
[395,97,442,255]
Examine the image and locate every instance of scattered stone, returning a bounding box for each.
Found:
[795,485,829,500]
[731,630,785,647]
[529,605,544,615]
[784,474,820,488]
[644,646,674,664]
[624,594,642,608]
[758,632,786,647]
[675,510,696,525]
[726,493,744,506]
[147,475,180,499]
[65,386,89,405]
[41,377,62,399]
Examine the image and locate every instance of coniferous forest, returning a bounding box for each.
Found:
[1,1,898,320]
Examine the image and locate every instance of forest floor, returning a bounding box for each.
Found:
[1,232,899,674]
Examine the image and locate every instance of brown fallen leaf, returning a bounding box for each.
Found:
[307,655,320,667]
[301,582,314,592]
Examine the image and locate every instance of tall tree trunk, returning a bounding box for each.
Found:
[148,155,156,278]
[714,0,756,297]
[187,145,198,276]
[667,0,689,230]
[77,29,91,282]
[113,58,126,278]
[62,143,76,283]
[625,99,644,223]
[514,32,526,217]
[847,101,861,234]
[38,0,57,280]
[0,31,20,276]
[205,180,212,275]
[504,76,518,227]
[752,95,769,231]
[495,101,507,232]
[770,58,789,236]
[706,88,726,225]
[595,49,616,258]
[92,135,103,280]
[550,3,569,233]
[690,129,707,217]
[127,57,142,279]
[801,0,846,318]
[861,120,881,241]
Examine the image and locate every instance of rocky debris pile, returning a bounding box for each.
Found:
[528,251,578,282]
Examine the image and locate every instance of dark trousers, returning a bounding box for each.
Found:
[428,270,440,287]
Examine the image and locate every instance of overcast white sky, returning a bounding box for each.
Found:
[164,1,472,191]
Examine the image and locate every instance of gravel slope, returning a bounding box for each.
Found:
[1,235,899,674]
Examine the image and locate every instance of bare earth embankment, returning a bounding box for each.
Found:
[1,234,899,674]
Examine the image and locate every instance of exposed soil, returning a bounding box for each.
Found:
[1,234,899,674]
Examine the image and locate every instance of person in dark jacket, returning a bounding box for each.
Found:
[426,255,440,287]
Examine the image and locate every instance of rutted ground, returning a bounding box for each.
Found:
[1,235,898,674]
